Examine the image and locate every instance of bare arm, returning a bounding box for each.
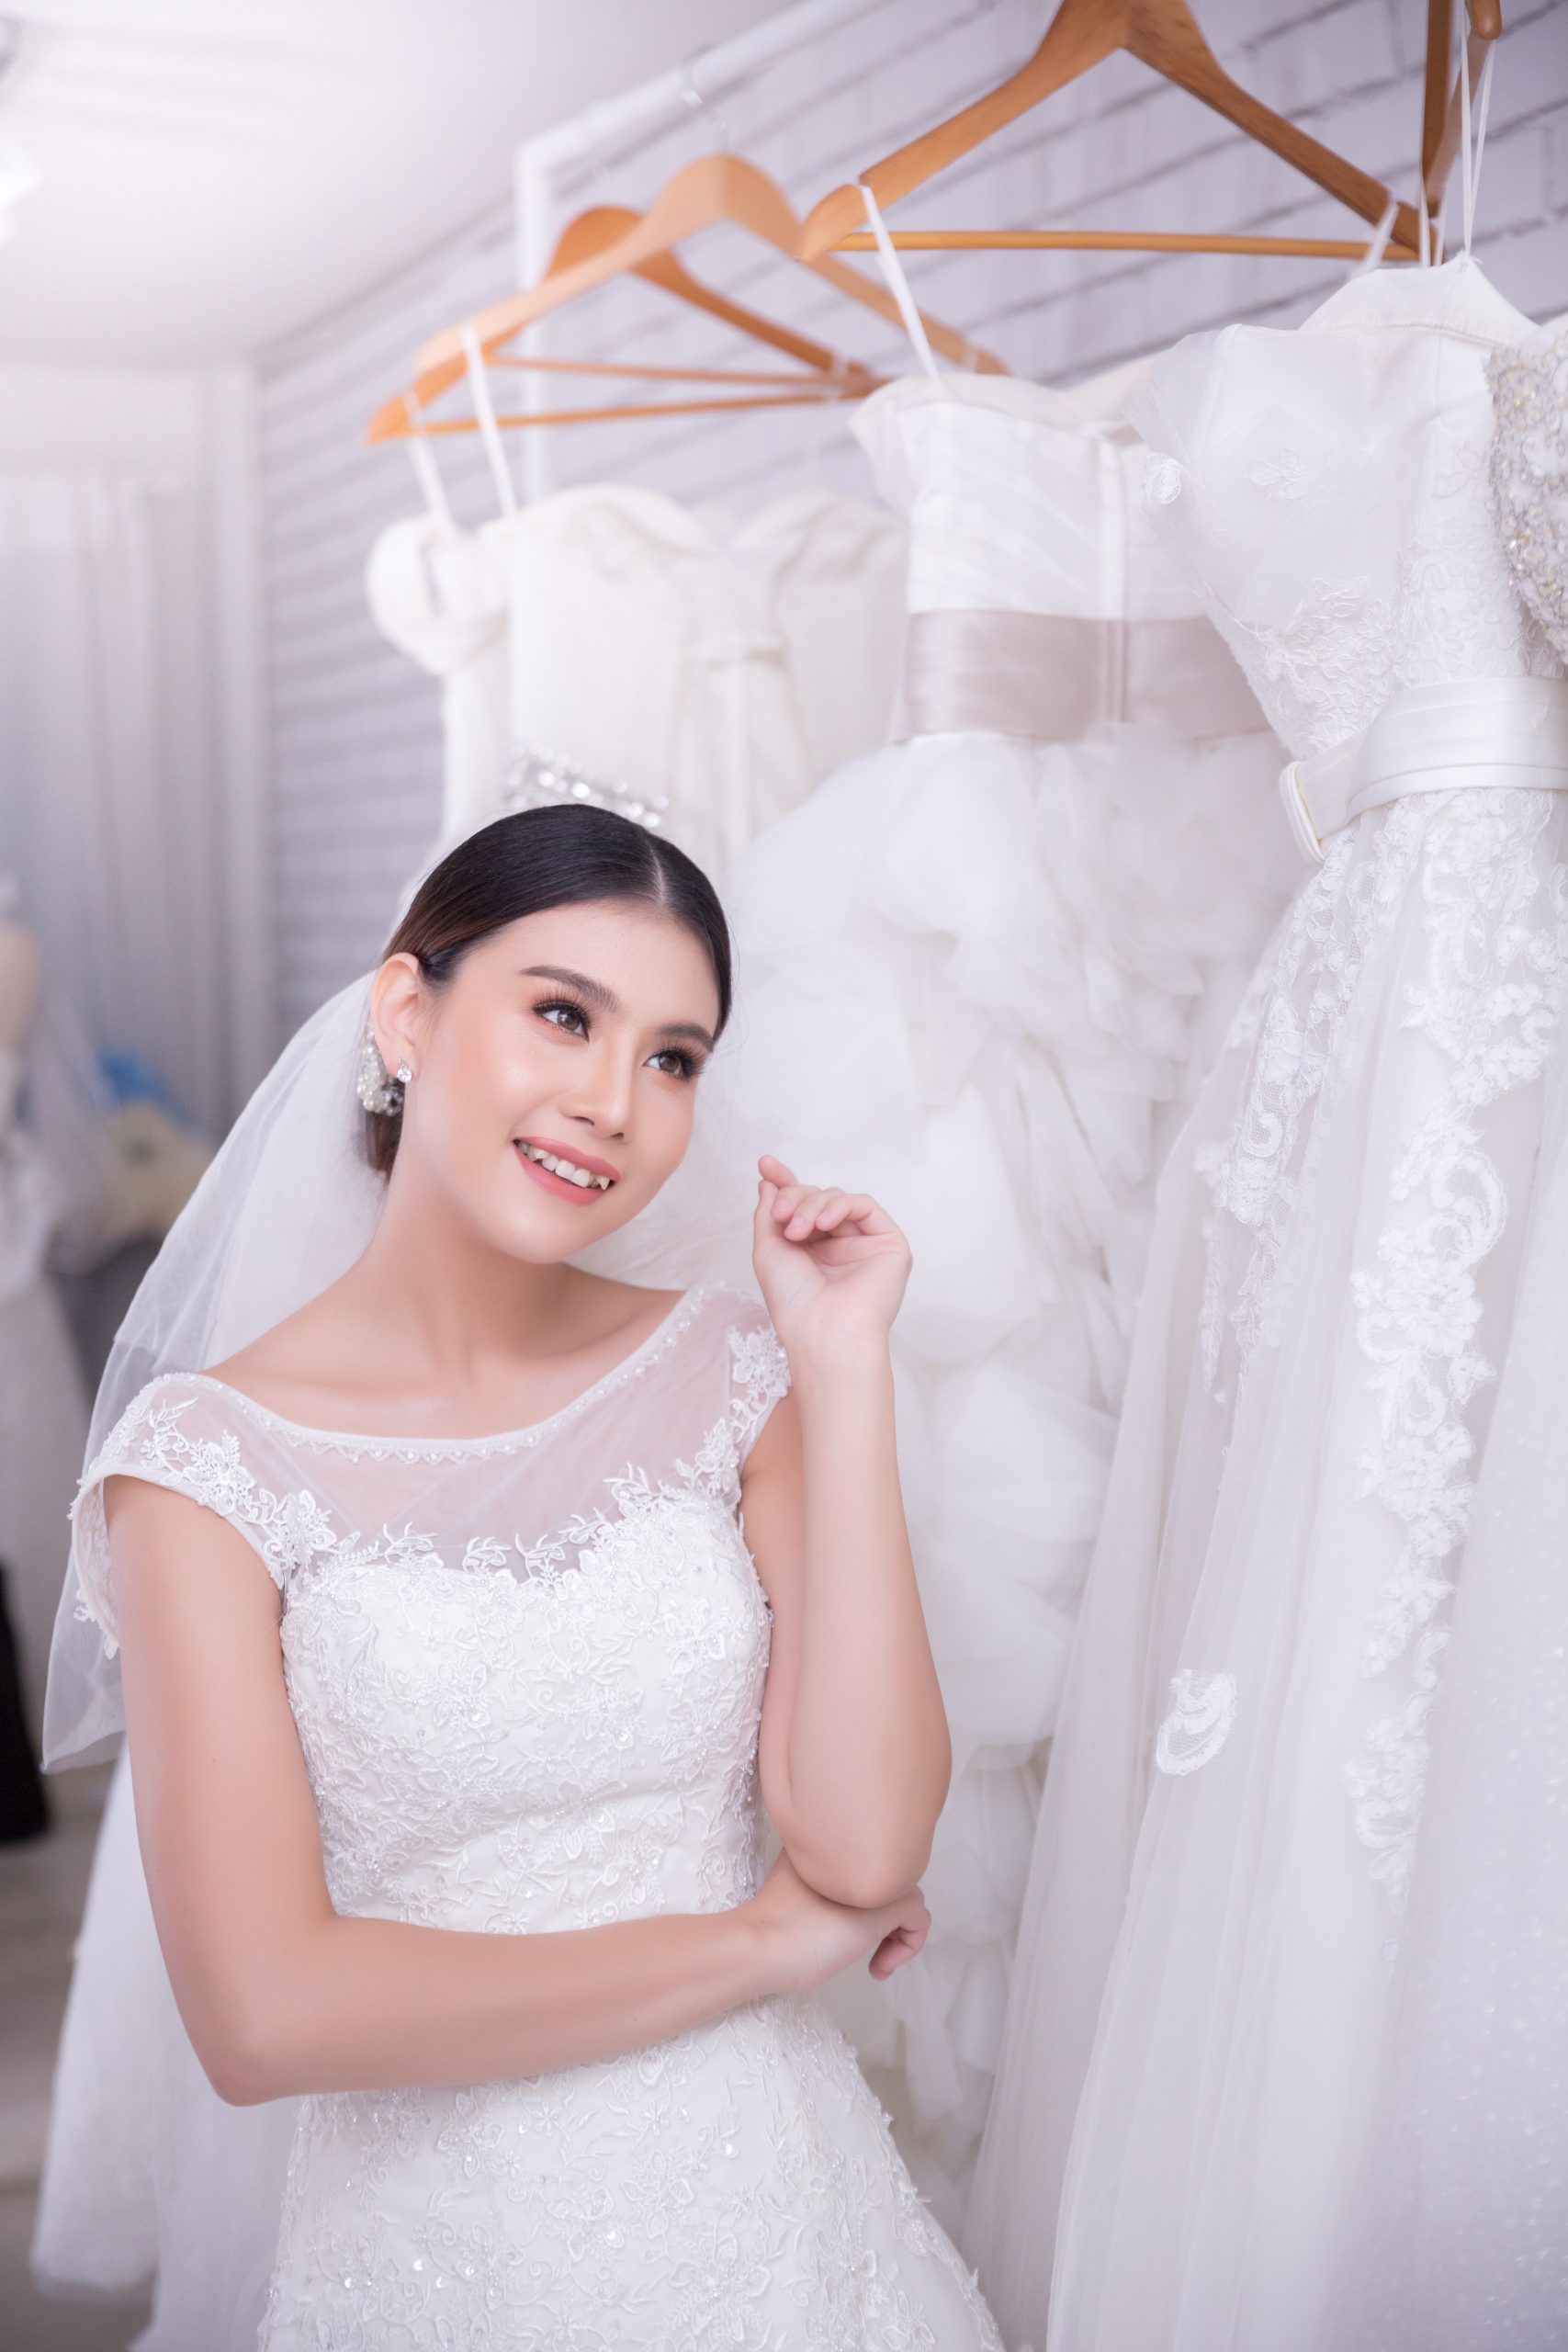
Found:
[745,1160,952,1912]
[107,1477,929,2108]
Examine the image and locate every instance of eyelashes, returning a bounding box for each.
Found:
[533,996,704,1081]
[536,995,591,1037]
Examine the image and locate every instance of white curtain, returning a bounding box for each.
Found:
[0,472,231,1136]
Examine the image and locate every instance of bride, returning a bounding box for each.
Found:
[43,803,1001,2349]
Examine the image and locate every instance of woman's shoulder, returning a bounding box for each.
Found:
[88,1369,270,1479]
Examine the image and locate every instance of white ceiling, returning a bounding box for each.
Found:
[0,0,792,368]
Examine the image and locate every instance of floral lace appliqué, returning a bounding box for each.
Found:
[1155,1669,1237,1775]
[1344,792,1568,1914]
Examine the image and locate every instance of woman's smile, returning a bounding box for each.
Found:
[514,1134,619,1200]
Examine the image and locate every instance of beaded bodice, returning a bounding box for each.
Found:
[76,1286,787,1935]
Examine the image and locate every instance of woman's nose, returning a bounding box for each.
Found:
[559,1045,634,1138]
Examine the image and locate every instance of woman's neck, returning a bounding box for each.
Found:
[343,1162,583,1379]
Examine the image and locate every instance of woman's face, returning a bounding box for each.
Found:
[371,899,722,1261]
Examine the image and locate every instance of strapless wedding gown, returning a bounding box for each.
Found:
[62,1288,1002,2350]
[966,256,1568,2352]
[604,358,1295,2230]
[367,486,907,878]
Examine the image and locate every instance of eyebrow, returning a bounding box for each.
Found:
[521,965,716,1053]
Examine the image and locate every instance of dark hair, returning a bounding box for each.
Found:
[365,803,732,1175]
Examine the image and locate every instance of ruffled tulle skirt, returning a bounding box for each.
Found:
[605,719,1291,2229]
[966,785,1568,2352]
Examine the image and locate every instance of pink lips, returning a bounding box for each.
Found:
[513,1136,618,1205]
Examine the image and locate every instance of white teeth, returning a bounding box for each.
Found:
[520,1142,613,1190]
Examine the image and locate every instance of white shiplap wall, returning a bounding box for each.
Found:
[256,210,514,1034]
[256,0,1568,1039]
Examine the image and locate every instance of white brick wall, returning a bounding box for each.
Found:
[255,0,1568,1040]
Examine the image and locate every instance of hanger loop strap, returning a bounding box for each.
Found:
[1460,36,1495,257]
[1350,198,1399,279]
[404,428,455,533]
[460,323,519,515]
[857,182,942,382]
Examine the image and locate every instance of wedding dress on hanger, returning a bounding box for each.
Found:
[367,454,908,876]
[601,195,1296,2234]
[964,211,1568,2352]
[1328,312,1568,2352]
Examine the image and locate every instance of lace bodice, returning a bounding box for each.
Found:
[75,1286,787,1936]
[1132,256,1566,758]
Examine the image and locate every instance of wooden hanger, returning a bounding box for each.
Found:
[380,153,1003,437]
[1421,0,1502,219]
[367,193,877,447]
[801,0,1423,264]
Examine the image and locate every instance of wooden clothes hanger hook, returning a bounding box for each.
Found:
[797,0,1420,263]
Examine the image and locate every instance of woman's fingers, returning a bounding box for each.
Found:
[866,1891,931,1978]
[771,1186,883,1242]
[782,1188,844,1239]
[757,1155,898,1247]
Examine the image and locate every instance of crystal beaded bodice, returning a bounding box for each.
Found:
[1132,257,1565,759]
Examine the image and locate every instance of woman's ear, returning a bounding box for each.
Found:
[369,953,425,1080]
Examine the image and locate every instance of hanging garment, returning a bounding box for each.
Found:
[367,487,908,879]
[1327,311,1568,2352]
[62,1287,1003,2352]
[601,351,1295,2234]
[966,254,1568,2352]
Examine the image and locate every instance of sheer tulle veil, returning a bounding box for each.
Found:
[41,957,757,1770]
[42,978,382,1765]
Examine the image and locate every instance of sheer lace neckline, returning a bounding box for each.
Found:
[183,1284,711,1460]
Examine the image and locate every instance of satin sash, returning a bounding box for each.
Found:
[1279,675,1568,863]
[895,608,1267,742]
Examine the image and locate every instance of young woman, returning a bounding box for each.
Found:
[47,807,1003,2349]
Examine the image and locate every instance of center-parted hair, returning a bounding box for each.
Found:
[365,805,732,1174]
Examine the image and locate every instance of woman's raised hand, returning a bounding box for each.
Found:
[748,1849,931,1993]
[751,1151,910,1357]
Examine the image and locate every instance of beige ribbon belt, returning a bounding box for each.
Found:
[896,608,1266,742]
[1279,676,1568,863]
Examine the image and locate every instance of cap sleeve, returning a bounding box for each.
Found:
[71,1377,292,1656]
[724,1295,792,1475]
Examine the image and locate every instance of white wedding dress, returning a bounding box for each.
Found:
[64,1285,1002,2351]
[367,486,907,878]
[1328,315,1568,2352]
[605,337,1295,2228]
[966,254,1568,2352]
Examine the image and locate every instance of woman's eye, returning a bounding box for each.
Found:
[649,1047,699,1080]
[538,1001,589,1036]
